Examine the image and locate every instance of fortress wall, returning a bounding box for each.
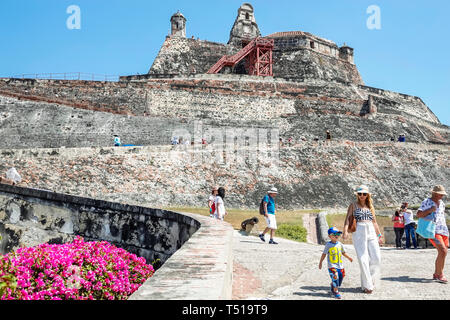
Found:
[272,47,363,85]
[0,95,188,149]
[357,85,441,124]
[273,35,340,58]
[0,143,448,211]
[0,76,447,150]
[1,76,438,123]
[0,78,145,116]
[148,36,239,75]
[147,35,363,84]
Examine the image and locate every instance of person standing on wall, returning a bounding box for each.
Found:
[402,202,417,249]
[343,185,383,294]
[214,187,227,221]
[416,185,448,284]
[392,208,405,249]
[259,187,279,244]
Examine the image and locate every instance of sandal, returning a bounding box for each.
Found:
[435,274,448,284]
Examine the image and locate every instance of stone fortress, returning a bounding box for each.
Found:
[0,3,449,300]
[0,2,448,222]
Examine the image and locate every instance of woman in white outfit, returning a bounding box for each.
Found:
[343,185,383,294]
[214,187,227,221]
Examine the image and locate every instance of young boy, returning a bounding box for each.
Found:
[319,227,353,299]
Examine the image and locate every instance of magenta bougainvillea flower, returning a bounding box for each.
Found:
[0,236,154,300]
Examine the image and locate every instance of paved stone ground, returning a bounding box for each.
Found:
[232,230,450,300]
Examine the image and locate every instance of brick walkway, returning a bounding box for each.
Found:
[232,261,263,299]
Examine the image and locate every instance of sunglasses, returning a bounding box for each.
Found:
[357,193,368,196]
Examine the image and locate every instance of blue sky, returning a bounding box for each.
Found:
[0,0,448,125]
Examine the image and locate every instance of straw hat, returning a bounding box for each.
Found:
[431,185,447,196]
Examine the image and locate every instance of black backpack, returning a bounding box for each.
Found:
[259,198,266,215]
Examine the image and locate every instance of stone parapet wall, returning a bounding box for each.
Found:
[0,183,235,300]
[0,142,448,211]
[0,183,200,265]
[130,211,234,300]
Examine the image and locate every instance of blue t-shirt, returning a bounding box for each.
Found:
[263,195,275,215]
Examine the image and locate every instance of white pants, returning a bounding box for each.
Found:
[352,222,381,291]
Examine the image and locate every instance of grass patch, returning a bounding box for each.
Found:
[275,224,308,242]
[162,206,317,241]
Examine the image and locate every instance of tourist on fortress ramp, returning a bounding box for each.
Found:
[402,202,417,249]
[259,187,279,244]
[416,185,448,284]
[319,227,353,299]
[208,186,218,218]
[392,208,405,249]
[343,185,383,294]
[214,187,227,221]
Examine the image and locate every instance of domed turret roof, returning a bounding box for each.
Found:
[171,11,186,20]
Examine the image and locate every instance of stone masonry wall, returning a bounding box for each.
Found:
[0,183,200,265]
[0,142,448,211]
[0,94,188,149]
[148,36,239,75]
[147,35,363,84]
[0,76,447,150]
[272,47,363,85]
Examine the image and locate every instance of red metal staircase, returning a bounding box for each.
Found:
[207,37,274,76]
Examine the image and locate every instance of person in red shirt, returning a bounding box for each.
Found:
[392,209,405,249]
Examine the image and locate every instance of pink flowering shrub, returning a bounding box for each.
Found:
[0,236,154,300]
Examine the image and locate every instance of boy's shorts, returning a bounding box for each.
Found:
[429,234,449,248]
[265,214,277,230]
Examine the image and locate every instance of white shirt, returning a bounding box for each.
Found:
[419,198,448,237]
[215,196,226,220]
[403,209,415,225]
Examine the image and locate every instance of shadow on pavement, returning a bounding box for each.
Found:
[294,286,331,298]
[381,276,434,283]
[294,285,365,298]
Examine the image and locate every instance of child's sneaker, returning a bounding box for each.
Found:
[269,239,278,244]
[333,291,342,299]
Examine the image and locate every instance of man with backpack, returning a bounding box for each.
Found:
[259,187,279,244]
